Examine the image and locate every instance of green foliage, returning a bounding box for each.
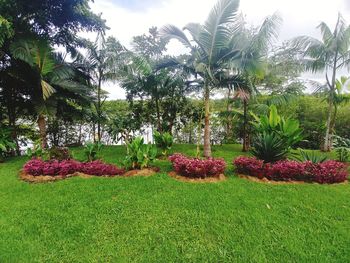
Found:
[84,142,103,162]
[153,131,173,157]
[124,137,157,169]
[26,140,47,160]
[0,16,13,47]
[333,135,350,162]
[293,149,328,163]
[0,127,16,161]
[48,147,72,161]
[251,132,289,163]
[251,105,303,162]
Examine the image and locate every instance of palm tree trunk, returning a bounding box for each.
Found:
[37,114,47,149]
[328,104,338,150]
[203,85,211,158]
[226,87,232,142]
[323,101,333,151]
[97,73,102,142]
[242,100,250,152]
[155,96,162,132]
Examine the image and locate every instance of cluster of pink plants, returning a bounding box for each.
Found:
[23,159,125,176]
[169,153,226,178]
[234,156,348,184]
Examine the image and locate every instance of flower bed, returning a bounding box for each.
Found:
[169,153,226,178]
[234,156,348,184]
[23,159,125,177]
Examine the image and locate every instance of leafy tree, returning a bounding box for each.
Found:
[290,14,350,151]
[132,27,168,59]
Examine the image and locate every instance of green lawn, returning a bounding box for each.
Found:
[0,144,349,262]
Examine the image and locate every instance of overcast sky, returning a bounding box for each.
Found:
[87,0,350,99]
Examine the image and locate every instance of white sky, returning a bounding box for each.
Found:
[87,0,350,99]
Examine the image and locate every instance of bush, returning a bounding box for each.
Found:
[26,140,47,160]
[124,137,157,169]
[333,135,350,162]
[84,142,103,162]
[233,156,348,184]
[293,149,327,163]
[251,105,303,162]
[153,131,173,157]
[0,126,16,161]
[23,159,124,176]
[169,153,226,178]
[48,146,71,161]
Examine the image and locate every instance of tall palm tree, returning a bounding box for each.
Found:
[290,14,350,151]
[120,54,184,133]
[10,38,73,148]
[10,39,92,148]
[76,33,126,142]
[161,0,241,157]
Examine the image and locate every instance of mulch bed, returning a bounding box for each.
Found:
[123,167,160,177]
[238,174,349,185]
[168,171,226,183]
[19,167,160,183]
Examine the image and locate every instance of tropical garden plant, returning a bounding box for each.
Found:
[251,105,303,162]
[84,141,103,162]
[0,126,16,161]
[124,137,157,170]
[153,131,173,157]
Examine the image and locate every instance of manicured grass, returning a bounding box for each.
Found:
[0,144,349,262]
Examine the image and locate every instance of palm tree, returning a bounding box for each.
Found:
[10,38,94,149]
[161,0,241,157]
[290,14,350,151]
[10,38,73,148]
[76,33,126,142]
[120,54,184,133]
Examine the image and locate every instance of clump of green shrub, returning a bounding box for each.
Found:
[251,105,303,163]
[293,149,327,163]
[84,142,103,162]
[26,140,47,159]
[153,131,173,157]
[0,127,16,162]
[333,135,350,162]
[48,146,72,161]
[124,137,157,170]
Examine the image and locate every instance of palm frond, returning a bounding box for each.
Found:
[160,25,193,50]
[201,0,240,62]
[41,80,56,100]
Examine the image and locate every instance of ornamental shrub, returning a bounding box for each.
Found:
[169,153,226,178]
[48,146,72,161]
[23,159,124,176]
[233,156,348,184]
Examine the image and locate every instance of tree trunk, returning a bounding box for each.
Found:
[155,95,162,132]
[226,87,233,142]
[97,77,102,142]
[37,114,47,149]
[323,101,333,152]
[203,85,211,158]
[323,49,338,152]
[242,100,250,152]
[328,104,338,150]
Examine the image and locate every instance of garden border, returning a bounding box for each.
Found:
[168,171,226,183]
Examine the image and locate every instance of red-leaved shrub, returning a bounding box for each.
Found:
[233,156,348,184]
[169,153,226,178]
[23,159,124,177]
